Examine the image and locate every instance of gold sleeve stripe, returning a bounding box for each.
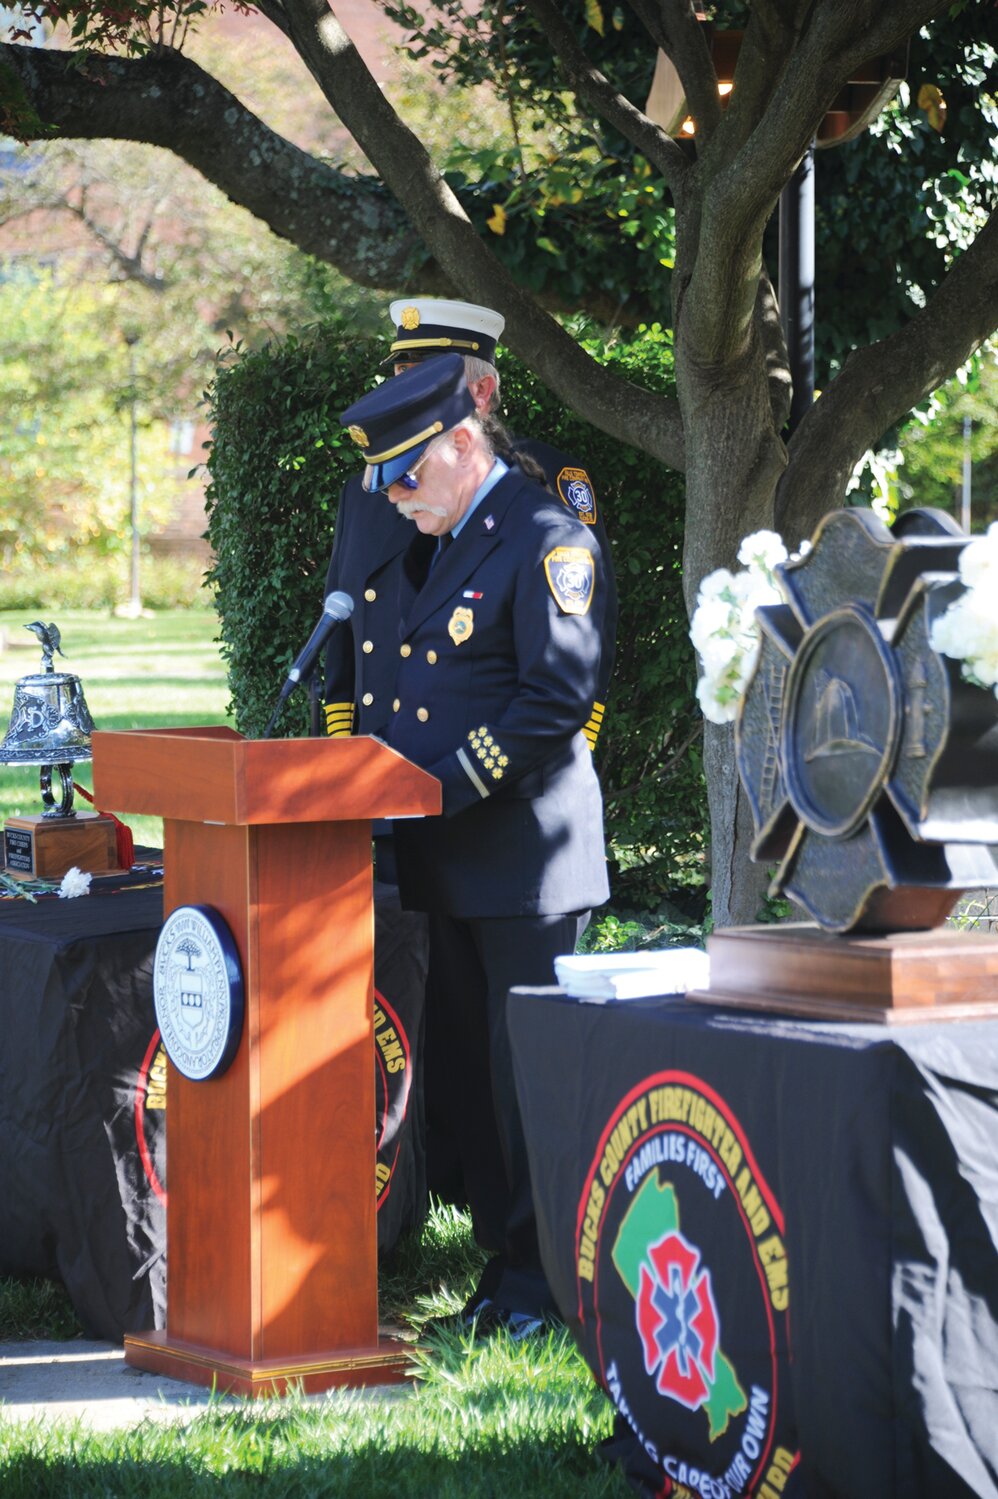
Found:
[324,702,354,738]
[582,708,603,750]
[457,747,491,799]
[590,701,605,720]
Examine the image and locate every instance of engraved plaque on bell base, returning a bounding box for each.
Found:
[2,811,118,881]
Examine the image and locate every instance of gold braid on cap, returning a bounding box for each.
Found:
[364,420,444,463]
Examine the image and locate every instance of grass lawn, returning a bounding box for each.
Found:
[0,610,231,851]
[0,609,629,1494]
[0,1205,629,1499]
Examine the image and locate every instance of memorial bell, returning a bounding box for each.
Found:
[0,623,116,881]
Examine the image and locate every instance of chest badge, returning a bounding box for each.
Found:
[448,606,475,645]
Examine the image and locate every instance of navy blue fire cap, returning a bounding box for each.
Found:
[341,352,475,493]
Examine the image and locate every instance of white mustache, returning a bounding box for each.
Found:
[396,499,449,519]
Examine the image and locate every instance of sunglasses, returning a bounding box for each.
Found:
[363,441,437,496]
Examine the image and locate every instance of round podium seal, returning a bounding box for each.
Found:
[153,905,244,1081]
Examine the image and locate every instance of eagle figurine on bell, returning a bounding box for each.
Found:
[0,623,118,880]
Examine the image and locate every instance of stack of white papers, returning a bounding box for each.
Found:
[554,948,710,1003]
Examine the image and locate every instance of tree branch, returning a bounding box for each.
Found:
[1,37,683,458]
[520,0,690,196]
[684,0,954,368]
[626,0,722,138]
[67,199,168,290]
[0,41,432,291]
[277,0,686,468]
[776,209,998,537]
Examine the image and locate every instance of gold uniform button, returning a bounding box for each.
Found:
[362,692,374,706]
[364,588,377,602]
[362,640,374,654]
[400,643,412,657]
[426,649,438,664]
[393,698,401,713]
[416,707,430,723]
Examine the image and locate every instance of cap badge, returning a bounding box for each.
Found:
[400,306,421,330]
[448,606,474,646]
[347,424,369,447]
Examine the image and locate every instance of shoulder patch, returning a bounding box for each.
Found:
[544,546,595,616]
[556,466,598,526]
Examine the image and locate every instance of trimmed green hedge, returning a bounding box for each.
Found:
[204,325,705,909]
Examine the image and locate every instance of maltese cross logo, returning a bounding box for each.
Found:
[636,1230,719,1410]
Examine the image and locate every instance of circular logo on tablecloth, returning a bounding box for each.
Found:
[153,906,244,1081]
[575,1072,796,1496]
[374,989,414,1207]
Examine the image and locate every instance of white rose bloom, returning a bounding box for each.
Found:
[733,570,782,612]
[697,632,739,674]
[959,536,998,590]
[737,530,788,571]
[697,567,737,602]
[696,673,738,724]
[690,597,736,653]
[59,866,92,899]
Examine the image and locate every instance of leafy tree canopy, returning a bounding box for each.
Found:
[3,0,997,922]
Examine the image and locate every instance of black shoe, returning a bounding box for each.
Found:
[467,1298,551,1342]
[461,1255,506,1320]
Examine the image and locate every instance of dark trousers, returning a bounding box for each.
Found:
[423,909,589,1317]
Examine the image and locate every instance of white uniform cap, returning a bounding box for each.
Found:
[385,298,506,363]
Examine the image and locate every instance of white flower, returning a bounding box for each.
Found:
[737,530,788,573]
[958,532,998,591]
[689,596,737,654]
[696,672,739,724]
[690,530,792,724]
[59,866,92,899]
[696,567,738,602]
[930,537,998,700]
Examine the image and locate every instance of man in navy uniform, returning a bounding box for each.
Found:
[340,354,608,1335]
[323,298,616,753]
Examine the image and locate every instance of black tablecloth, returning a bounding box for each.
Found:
[0,879,428,1341]
[0,885,168,1341]
[508,988,998,1499]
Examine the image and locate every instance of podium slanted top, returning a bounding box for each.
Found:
[91,727,441,826]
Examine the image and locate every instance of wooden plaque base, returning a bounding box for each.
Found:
[2,811,118,880]
[123,1329,417,1396]
[687,923,998,1024]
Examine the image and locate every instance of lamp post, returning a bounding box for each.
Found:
[124,331,141,617]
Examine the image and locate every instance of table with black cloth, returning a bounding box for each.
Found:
[0,875,428,1343]
[508,986,998,1499]
[0,882,167,1343]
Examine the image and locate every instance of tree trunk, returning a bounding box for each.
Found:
[677,315,786,928]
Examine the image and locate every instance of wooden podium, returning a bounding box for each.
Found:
[91,726,440,1395]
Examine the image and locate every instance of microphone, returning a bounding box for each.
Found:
[263,591,354,738]
[279,591,354,699]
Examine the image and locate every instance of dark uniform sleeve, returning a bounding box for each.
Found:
[322,481,356,737]
[510,436,617,750]
[428,527,605,818]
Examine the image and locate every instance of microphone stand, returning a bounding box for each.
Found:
[262,660,324,741]
[308,669,322,738]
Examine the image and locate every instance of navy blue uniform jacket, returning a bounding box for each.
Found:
[322,439,617,744]
[385,468,610,920]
